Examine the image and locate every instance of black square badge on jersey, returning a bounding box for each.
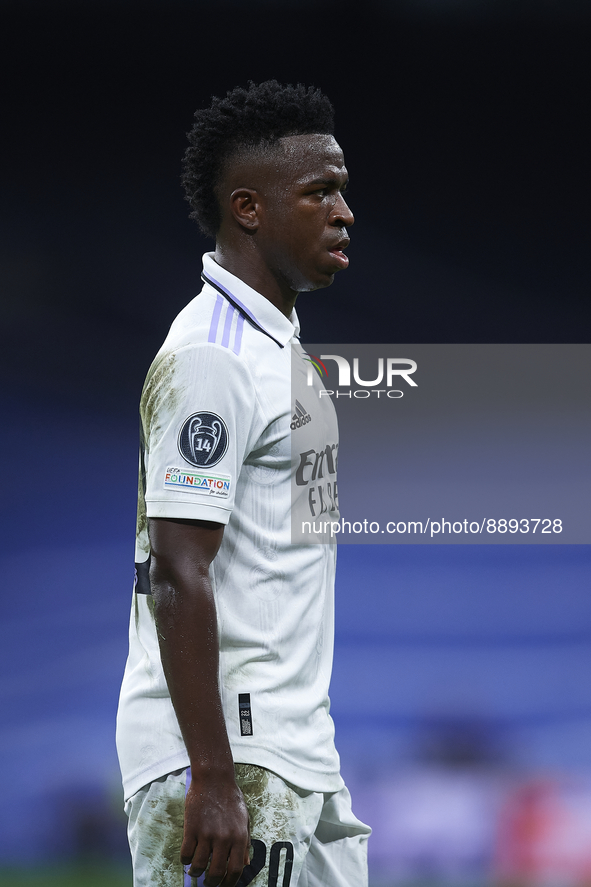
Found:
[239,693,253,736]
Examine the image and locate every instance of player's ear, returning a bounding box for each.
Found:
[229,188,261,232]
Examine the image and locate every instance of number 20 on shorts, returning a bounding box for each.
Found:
[238,840,294,887]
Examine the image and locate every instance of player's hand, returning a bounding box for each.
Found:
[181,772,250,886]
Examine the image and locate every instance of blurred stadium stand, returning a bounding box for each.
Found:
[1,396,590,884]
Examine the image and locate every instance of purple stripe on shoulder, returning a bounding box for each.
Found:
[233,312,245,355]
[208,294,224,343]
[221,304,235,349]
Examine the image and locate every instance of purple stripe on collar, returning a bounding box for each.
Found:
[202,270,284,348]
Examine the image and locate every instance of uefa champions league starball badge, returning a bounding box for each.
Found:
[178,412,229,468]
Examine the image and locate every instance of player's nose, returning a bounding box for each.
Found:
[332,192,354,227]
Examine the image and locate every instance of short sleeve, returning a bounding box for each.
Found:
[142,342,260,524]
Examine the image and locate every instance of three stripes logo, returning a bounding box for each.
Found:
[290,399,312,431]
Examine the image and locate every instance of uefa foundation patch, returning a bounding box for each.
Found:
[164,467,231,498]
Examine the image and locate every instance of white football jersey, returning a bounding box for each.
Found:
[116,254,343,801]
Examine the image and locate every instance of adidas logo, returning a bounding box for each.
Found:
[290,399,312,430]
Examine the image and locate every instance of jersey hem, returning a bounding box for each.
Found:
[121,744,344,802]
[122,749,191,802]
[231,744,345,794]
[146,498,232,524]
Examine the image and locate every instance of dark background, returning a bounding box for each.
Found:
[1,0,590,878]
[2,0,590,414]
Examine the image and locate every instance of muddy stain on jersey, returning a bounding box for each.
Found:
[141,351,179,445]
[142,791,185,887]
[135,350,181,575]
[136,467,148,540]
[133,351,179,557]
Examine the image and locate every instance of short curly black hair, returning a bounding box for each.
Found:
[181,80,335,239]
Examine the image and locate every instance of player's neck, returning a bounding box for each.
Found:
[213,244,297,319]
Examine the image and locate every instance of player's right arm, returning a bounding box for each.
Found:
[149,515,250,887]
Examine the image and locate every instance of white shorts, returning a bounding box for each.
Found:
[125,764,371,887]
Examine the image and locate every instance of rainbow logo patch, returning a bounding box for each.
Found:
[304,355,328,377]
[164,467,231,498]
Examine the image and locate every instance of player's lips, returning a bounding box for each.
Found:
[327,237,350,269]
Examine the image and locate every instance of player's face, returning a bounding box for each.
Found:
[256,134,353,294]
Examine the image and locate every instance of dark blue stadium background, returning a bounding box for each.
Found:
[1,0,590,876]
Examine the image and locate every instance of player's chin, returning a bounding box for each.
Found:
[299,272,336,293]
[296,252,350,291]
[312,258,347,287]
